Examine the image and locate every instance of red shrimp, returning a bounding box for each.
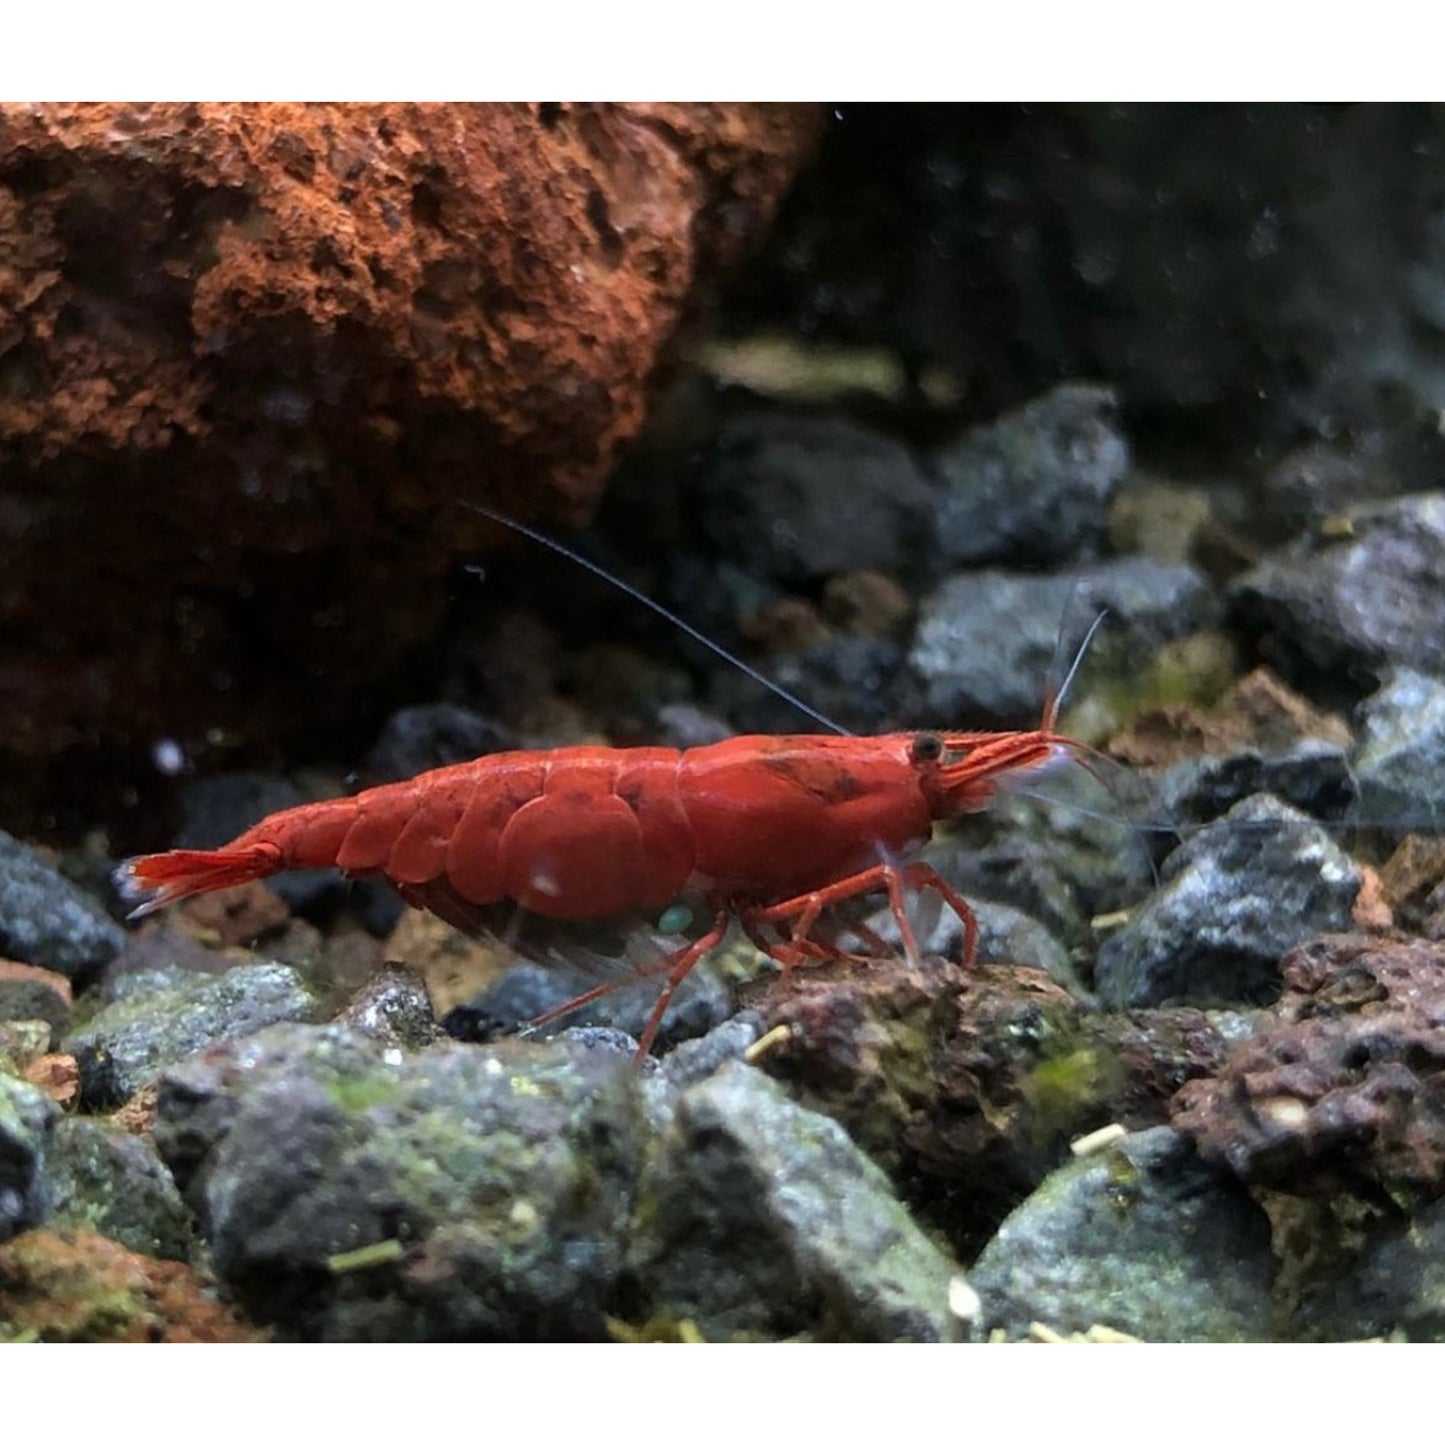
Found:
[116,722,1079,1057]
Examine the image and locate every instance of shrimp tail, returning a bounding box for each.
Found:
[114,843,284,919]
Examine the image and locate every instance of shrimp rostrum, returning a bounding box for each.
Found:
[118,725,1076,1057]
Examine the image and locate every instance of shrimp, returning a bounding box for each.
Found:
[116,720,1081,1058]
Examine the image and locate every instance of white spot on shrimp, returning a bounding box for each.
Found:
[530,868,561,898]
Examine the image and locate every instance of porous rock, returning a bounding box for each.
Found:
[0,1228,258,1342]
[750,956,1229,1255]
[0,102,820,775]
[1172,935,1445,1202]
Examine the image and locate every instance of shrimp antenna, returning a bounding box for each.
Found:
[460,501,853,737]
[1052,608,1110,722]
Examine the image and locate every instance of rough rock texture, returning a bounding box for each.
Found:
[909,556,1216,726]
[750,956,1230,1254]
[1297,1195,1445,1341]
[0,830,125,977]
[0,959,73,1043]
[154,1025,648,1341]
[333,963,436,1051]
[1352,668,1445,830]
[690,411,937,586]
[929,382,1128,569]
[445,951,734,1054]
[0,1228,258,1342]
[625,1061,962,1341]
[46,1116,196,1262]
[0,1072,58,1242]
[0,102,820,778]
[62,960,321,1108]
[1107,665,1354,771]
[0,1019,51,1073]
[1094,795,1361,1009]
[1172,936,1445,1202]
[1232,493,1445,700]
[969,1127,1277,1342]
[1151,739,1358,830]
[1378,834,1445,939]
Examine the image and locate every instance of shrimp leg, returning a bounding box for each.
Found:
[522,909,730,1060]
[745,861,978,972]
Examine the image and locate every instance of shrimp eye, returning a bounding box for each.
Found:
[911,733,944,764]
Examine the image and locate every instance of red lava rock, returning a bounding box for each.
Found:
[0,1228,261,1341]
[0,103,821,786]
[1172,935,1445,1201]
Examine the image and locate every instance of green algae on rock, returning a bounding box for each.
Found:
[154,1024,648,1341]
[0,1229,258,1342]
[46,1117,197,1264]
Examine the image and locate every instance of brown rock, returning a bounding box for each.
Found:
[1350,862,1394,933]
[1172,935,1445,1201]
[1377,834,1445,937]
[109,918,237,976]
[386,907,512,1018]
[750,956,1229,1253]
[821,569,914,639]
[1109,666,1352,767]
[23,1051,78,1107]
[178,879,290,948]
[740,597,834,654]
[0,1228,260,1341]
[110,1081,161,1138]
[0,103,820,788]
